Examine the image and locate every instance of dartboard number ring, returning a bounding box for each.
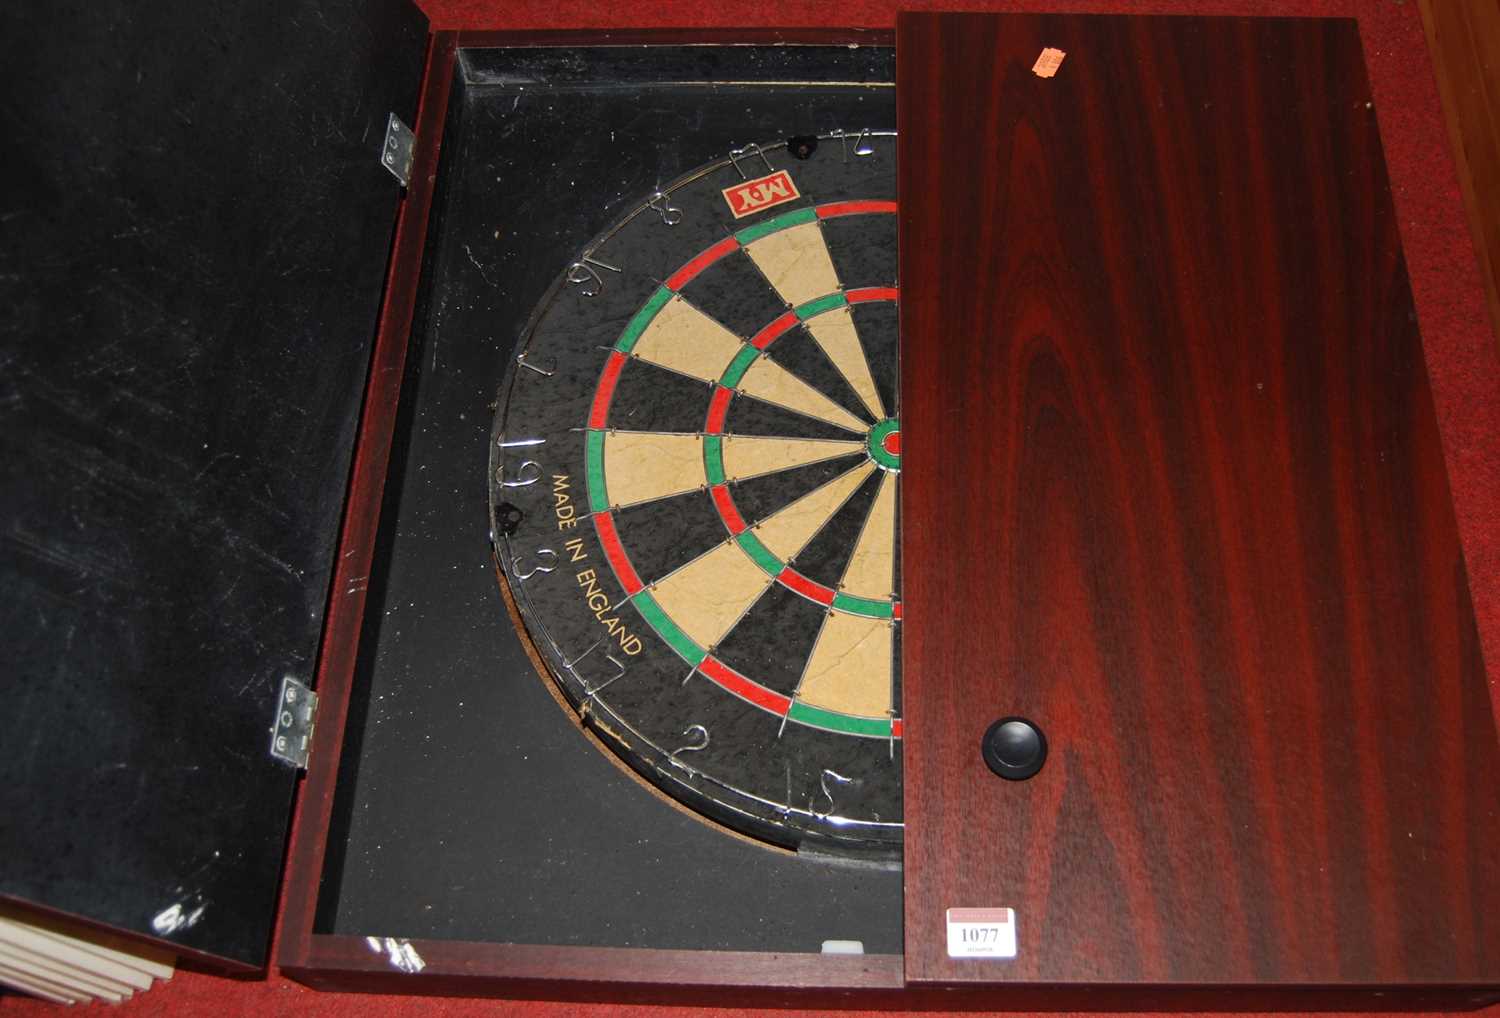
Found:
[491,132,902,855]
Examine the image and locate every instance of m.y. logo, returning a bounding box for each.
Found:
[722,169,801,219]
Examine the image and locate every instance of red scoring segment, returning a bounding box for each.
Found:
[664,234,740,291]
[777,567,837,606]
[816,200,899,219]
[882,430,901,456]
[709,483,748,534]
[705,385,734,433]
[589,351,628,429]
[847,286,899,304]
[591,511,644,595]
[698,656,792,715]
[750,309,800,350]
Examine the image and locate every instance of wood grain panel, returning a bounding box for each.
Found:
[899,13,1500,995]
[1420,0,1500,357]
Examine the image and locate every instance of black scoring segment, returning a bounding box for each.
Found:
[890,474,902,595]
[850,301,899,418]
[724,391,862,442]
[729,452,866,529]
[785,466,883,589]
[609,357,712,433]
[761,325,875,429]
[710,582,829,698]
[821,212,897,290]
[679,248,793,340]
[888,619,903,733]
[610,488,726,586]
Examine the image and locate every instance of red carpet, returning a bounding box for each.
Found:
[4,0,1495,1014]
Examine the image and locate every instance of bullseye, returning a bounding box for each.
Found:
[867,418,901,471]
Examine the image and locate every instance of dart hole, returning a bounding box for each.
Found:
[787,135,818,160]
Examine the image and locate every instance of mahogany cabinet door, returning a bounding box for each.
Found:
[898,12,1499,993]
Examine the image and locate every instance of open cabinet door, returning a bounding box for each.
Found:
[898,12,1499,1004]
[0,0,425,969]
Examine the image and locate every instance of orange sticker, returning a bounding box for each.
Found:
[1032,47,1066,78]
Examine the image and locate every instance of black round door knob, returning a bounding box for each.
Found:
[982,717,1047,780]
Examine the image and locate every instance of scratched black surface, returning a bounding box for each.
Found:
[0,0,425,967]
[316,45,903,953]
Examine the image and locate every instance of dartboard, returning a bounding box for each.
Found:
[490,131,900,856]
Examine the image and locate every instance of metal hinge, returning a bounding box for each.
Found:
[380,112,415,187]
[270,675,318,769]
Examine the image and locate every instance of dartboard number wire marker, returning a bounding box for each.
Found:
[490,132,902,855]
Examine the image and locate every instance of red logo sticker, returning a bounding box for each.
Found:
[722,169,801,219]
